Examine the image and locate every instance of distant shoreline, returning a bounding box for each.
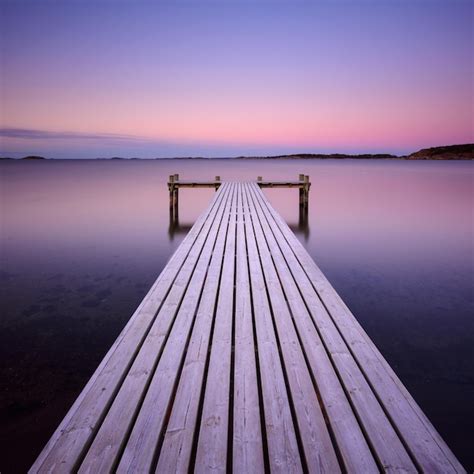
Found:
[1,144,473,161]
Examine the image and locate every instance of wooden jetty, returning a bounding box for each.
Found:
[31,178,464,473]
[167,174,310,223]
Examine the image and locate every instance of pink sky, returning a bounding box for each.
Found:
[1,1,472,157]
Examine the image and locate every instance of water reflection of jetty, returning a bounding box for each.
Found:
[32,178,463,473]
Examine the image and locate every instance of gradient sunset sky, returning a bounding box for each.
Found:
[1,0,472,158]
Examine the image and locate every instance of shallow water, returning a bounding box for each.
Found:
[1,159,473,471]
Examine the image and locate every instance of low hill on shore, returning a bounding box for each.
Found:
[236,153,399,160]
[406,144,473,160]
[1,145,472,161]
[237,144,473,160]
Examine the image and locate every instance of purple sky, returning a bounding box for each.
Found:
[0,0,472,158]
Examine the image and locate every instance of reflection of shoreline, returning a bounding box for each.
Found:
[169,211,310,241]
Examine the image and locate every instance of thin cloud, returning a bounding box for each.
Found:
[0,128,144,141]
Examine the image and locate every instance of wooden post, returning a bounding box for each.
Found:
[215,175,220,191]
[169,175,175,216]
[168,175,180,238]
[304,175,310,211]
[257,176,262,182]
[299,174,305,209]
[174,174,179,214]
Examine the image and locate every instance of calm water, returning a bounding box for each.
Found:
[1,159,473,471]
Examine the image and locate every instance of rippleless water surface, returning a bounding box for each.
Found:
[1,159,473,471]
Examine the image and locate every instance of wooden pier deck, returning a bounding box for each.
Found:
[31,181,464,473]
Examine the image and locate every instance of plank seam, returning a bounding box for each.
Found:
[243,183,309,473]
[148,184,235,472]
[29,185,230,473]
[242,184,271,473]
[193,182,238,470]
[246,183,348,472]
[155,184,236,472]
[188,184,236,471]
[248,183,382,472]
[73,184,232,471]
[253,184,434,472]
[81,183,233,471]
[226,185,238,474]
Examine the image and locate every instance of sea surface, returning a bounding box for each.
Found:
[1,159,473,471]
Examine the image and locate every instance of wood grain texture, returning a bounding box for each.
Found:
[116,184,233,473]
[247,183,379,473]
[232,184,265,474]
[155,184,235,474]
[29,184,229,474]
[241,184,303,474]
[79,184,233,473]
[244,183,341,473]
[252,182,465,474]
[194,183,238,472]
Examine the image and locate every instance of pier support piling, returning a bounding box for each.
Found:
[169,174,180,223]
[168,174,310,233]
[298,173,310,216]
[169,175,174,216]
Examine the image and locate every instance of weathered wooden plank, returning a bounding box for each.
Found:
[170,181,221,188]
[249,183,410,472]
[171,181,307,190]
[154,185,236,473]
[115,184,234,473]
[194,183,238,472]
[241,184,303,474]
[30,184,230,474]
[252,183,465,474]
[232,183,265,474]
[244,183,341,473]
[76,184,233,473]
[258,182,308,188]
